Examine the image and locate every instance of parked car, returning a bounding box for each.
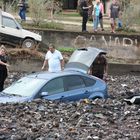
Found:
[0,10,42,49]
[0,47,109,103]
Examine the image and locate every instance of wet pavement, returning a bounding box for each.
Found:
[0,72,140,140]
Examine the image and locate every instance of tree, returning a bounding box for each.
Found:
[119,0,140,30]
[28,0,47,26]
[45,0,62,19]
[28,0,62,25]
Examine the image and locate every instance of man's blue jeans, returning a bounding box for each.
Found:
[19,9,26,21]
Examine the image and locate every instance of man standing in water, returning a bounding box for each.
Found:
[42,44,64,72]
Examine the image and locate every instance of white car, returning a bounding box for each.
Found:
[0,10,42,48]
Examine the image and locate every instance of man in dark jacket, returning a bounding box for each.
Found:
[91,53,108,81]
[80,0,92,32]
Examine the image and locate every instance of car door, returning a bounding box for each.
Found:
[62,75,92,101]
[1,15,22,45]
[40,77,69,101]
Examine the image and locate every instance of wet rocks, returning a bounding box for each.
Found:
[0,72,140,140]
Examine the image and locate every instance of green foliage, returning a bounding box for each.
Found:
[28,0,47,26]
[39,22,63,30]
[21,21,64,30]
[121,0,140,30]
[116,27,136,33]
[58,12,80,17]
[37,47,75,55]
[58,47,75,53]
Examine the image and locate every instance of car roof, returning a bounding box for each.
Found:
[27,70,86,80]
[1,11,14,19]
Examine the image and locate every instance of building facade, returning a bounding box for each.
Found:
[63,0,111,14]
[63,0,78,9]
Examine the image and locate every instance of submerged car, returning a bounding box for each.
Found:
[0,47,108,103]
[0,10,42,48]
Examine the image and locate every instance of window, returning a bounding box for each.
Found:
[41,78,64,95]
[64,75,85,91]
[82,76,96,87]
[2,16,18,29]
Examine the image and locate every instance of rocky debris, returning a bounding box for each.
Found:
[0,72,140,140]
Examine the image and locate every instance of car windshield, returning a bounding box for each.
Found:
[3,77,46,97]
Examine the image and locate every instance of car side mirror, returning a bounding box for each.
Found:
[41,92,48,97]
[16,26,20,30]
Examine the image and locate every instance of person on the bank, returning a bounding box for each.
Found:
[41,44,64,72]
[17,0,26,21]
[80,0,92,32]
[93,0,100,32]
[109,0,120,33]
[0,45,10,91]
[99,0,104,31]
[118,11,123,28]
[90,53,108,81]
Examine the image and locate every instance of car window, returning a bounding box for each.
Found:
[41,77,64,95]
[2,16,18,29]
[81,76,96,87]
[64,75,85,91]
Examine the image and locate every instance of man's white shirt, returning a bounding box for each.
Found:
[45,50,63,72]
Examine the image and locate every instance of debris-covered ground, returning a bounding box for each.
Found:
[0,72,140,140]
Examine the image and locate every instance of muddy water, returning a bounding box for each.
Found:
[2,72,140,140]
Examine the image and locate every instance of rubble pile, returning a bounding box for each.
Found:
[0,72,140,140]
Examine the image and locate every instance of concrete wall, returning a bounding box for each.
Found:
[9,57,140,75]
[39,29,140,62]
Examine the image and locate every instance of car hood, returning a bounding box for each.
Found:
[22,29,42,42]
[65,47,107,73]
[0,94,30,103]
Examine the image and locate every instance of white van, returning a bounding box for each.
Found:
[0,10,42,49]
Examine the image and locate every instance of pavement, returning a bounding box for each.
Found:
[15,10,111,32]
[47,18,110,28]
[15,10,140,32]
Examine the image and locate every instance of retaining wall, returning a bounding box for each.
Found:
[37,29,140,61]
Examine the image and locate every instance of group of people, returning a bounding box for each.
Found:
[79,0,121,33]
